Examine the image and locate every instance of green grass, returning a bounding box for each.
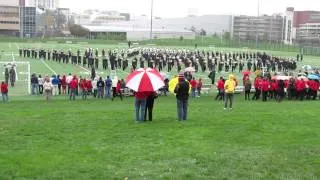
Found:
[0,95,319,179]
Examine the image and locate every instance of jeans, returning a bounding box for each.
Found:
[1,93,8,102]
[82,90,88,100]
[177,99,188,121]
[191,88,196,98]
[97,87,104,98]
[70,89,76,100]
[105,86,111,99]
[31,83,38,95]
[224,93,234,109]
[135,98,146,121]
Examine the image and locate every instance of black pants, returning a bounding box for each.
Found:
[245,90,250,100]
[39,85,43,94]
[288,89,295,100]
[262,91,268,101]
[144,106,153,121]
[252,89,261,100]
[215,90,224,100]
[112,87,123,100]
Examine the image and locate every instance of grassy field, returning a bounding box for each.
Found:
[0,41,320,179]
[0,96,319,179]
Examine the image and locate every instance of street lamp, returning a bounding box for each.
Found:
[150,0,154,40]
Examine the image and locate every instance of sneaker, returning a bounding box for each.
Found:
[224,108,227,110]
[230,108,233,110]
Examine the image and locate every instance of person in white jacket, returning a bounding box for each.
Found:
[43,77,52,101]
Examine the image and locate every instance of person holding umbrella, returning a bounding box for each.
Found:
[174,73,190,121]
[126,68,165,122]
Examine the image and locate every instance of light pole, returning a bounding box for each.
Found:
[150,0,154,40]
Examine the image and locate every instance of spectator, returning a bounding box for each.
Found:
[174,73,190,121]
[244,76,252,100]
[43,78,52,101]
[224,74,236,110]
[112,80,123,101]
[134,92,147,122]
[4,67,9,84]
[97,77,105,98]
[215,77,225,101]
[80,79,88,100]
[190,77,197,98]
[105,76,112,99]
[197,78,203,97]
[92,77,98,98]
[9,67,16,87]
[1,81,9,102]
[51,75,59,96]
[57,75,62,95]
[69,76,78,100]
[31,74,39,95]
[145,92,157,121]
[61,75,67,95]
[38,75,44,95]
[66,73,73,94]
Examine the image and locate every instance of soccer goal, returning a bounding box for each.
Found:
[0,61,31,95]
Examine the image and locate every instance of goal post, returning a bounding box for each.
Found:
[0,61,31,95]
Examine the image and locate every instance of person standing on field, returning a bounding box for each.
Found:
[174,73,190,121]
[224,74,236,110]
[1,81,9,102]
[43,78,52,101]
[69,76,78,100]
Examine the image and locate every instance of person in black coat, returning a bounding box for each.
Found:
[144,92,157,121]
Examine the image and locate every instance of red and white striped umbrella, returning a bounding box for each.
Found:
[126,68,165,92]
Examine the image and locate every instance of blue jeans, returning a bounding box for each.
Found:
[135,98,146,122]
[98,87,104,98]
[224,93,234,108]
[191,88,196,98]
[70,89,76,100]
[31,83,38,95]
[105,86,111,99]
[177,99,188,120]
[2,93,8,102]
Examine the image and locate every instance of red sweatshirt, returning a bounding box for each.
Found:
[271,81,278,91]
[69,79,78,89]
[217,80,224,90]
[262,80,270,92]
[190,80,197,89]
[1,83,8,93]
[254,78,263,90]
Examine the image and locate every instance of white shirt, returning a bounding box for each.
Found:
[38,78,44,85]
[66,75,73,84]
[92,80,97,90]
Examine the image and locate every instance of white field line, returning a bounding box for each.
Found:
[41,60,57,75]
[79,65,90,73]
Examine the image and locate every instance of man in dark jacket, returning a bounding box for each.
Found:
[174,73,190,121]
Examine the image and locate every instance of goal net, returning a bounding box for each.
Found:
[0,61,31,95]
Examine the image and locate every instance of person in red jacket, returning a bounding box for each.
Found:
[80,79,88,100]
[262,78,270,102]
[309,80,319,100]
[112,80,123,101]
[86,79,93,95]
[215,77,225,101]
[252,76,263,100]
[270,80,278,99]
[296,79,306,101]
[1,81,9,102]
[61,75,67,95]
[190,77,197,98]
[69,76,78,100]
[197,78,203,97]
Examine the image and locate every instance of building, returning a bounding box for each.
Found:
[57,8,70,28]
[0,5,20,36]
[26,0,59,9]
[284,7,320,44]
[83,25,196,41]
[73,10,128,25]
[232,14,285,42]
[0,0,19,6]
[20,6,36,37]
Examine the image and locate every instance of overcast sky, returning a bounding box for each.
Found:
[60,0,320,17]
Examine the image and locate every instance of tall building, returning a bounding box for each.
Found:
[0,5,20,36]
[284,7,320,44]
[27,0,59,9]
[20,6,36,37]
[232,15,285,42]
[0,0,19,6]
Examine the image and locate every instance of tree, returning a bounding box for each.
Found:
[212,33,218,38]
[190,26,197,33]
[223,31,231,40]
[200,28,206,36]
[69,25,89,37]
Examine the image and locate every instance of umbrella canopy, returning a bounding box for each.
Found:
[168,77,191,94]
[242,70,251,76]
[274,75,291,80]
[307,74,320,80]
[184,67,196,72]
[126,68,164,92]
[297,76,308,81]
